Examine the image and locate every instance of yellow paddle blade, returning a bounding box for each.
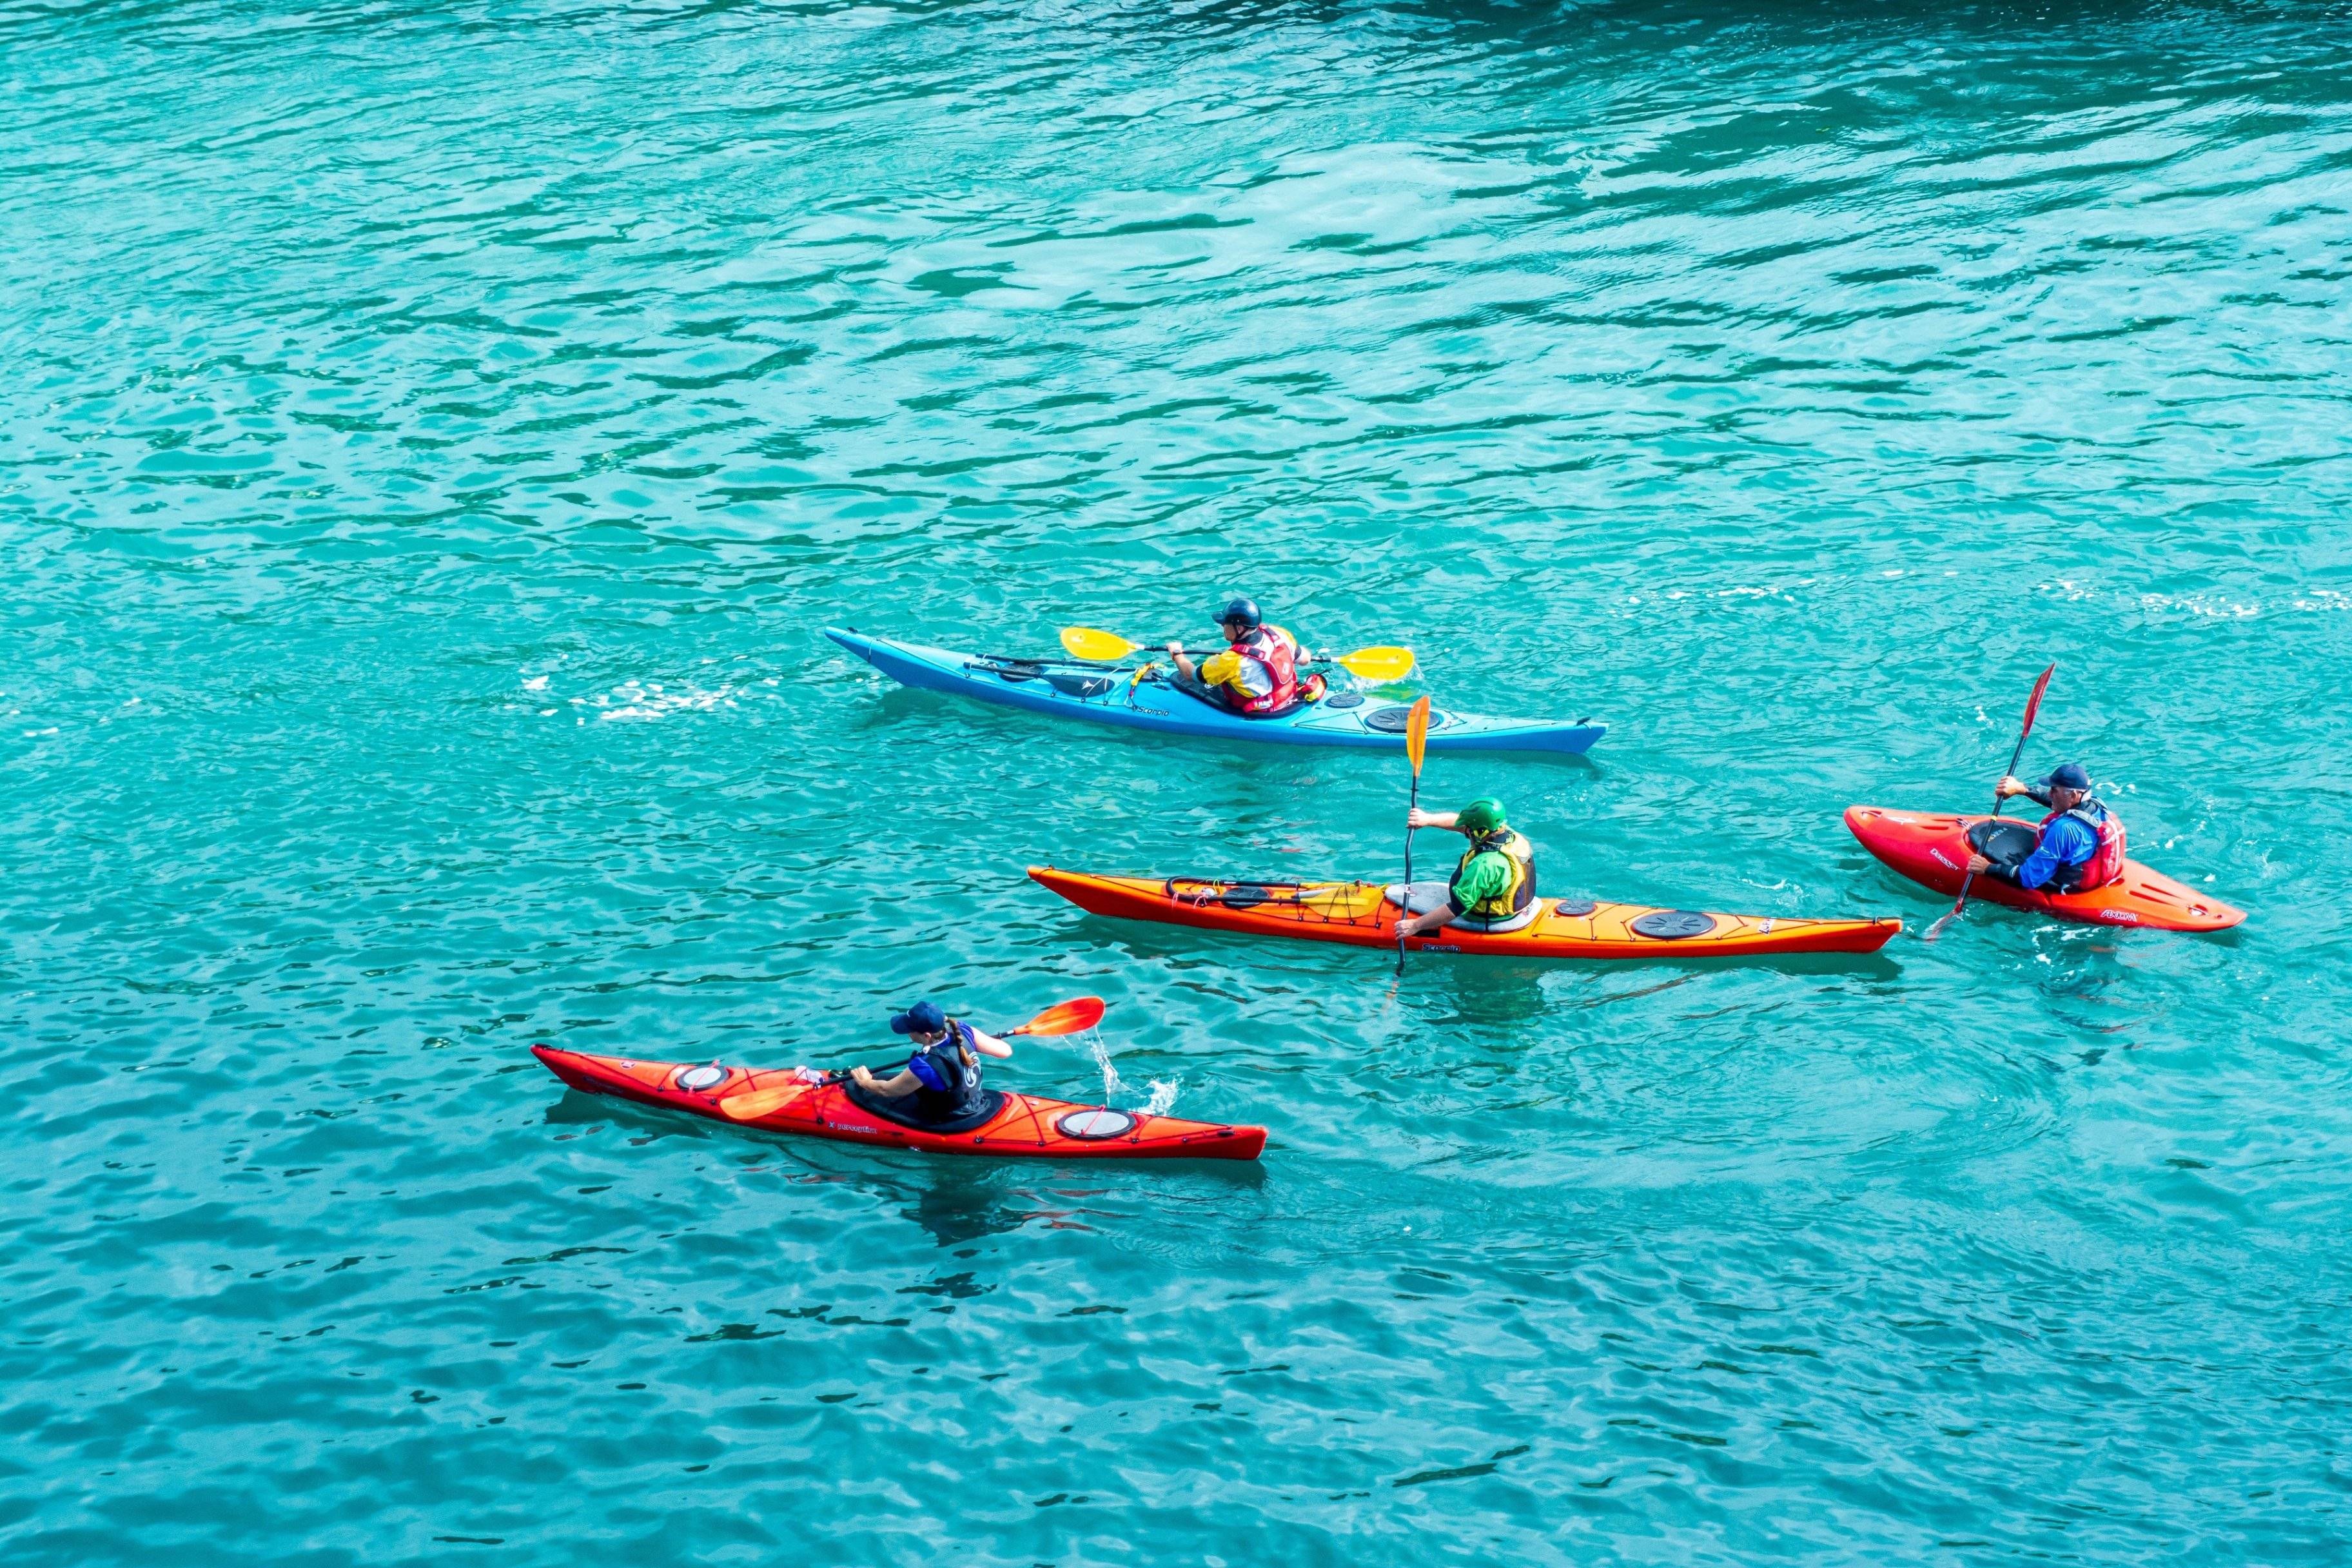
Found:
[1060,626,1141,662]
[1333,645,1415,681]
[718,1084,800,1121]
[1404,694,1432,776]
[1005,995,1105,1038]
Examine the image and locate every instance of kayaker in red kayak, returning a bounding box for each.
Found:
[1164,598,1322,717]
[848,1001,1015,1128]
[1962,761,2127,894]
[1393,796,1542,937]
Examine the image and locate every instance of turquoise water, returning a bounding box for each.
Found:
[6,0,2351,1560]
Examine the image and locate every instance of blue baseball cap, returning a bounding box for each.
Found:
[889,1001,947,1035]
[2040,762,2092,792]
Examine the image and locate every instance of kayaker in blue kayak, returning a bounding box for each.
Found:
[1961,761,2128,892]
[849,1001,1013,1127]
[1164,598,1322,717]
[1393,797,1542,936]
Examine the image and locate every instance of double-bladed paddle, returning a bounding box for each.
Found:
[1058,626,1416,683]
[1925,663,2056,942]
[714,996,1107,1121]
[1396,695,1433,975]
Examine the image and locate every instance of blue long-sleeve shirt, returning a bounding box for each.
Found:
[2011,803,2101,891]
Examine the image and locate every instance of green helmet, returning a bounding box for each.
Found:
[1458,797,1507,835]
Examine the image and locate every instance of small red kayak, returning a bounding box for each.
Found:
[532,1045,1266,1162]
[1844,806,2244,932]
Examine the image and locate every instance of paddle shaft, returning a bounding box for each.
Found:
[1396,695,1434,974]
[1934,725,2035,931]
[1402,775,1422,890]
[1396,776,1420,972]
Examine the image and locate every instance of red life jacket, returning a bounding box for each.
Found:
[2041,799,2126,892]
[1230,626,1300,716]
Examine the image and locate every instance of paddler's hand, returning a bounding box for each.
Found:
[1407,807,1443,830]
[1163,641,1183,658]
[848,1065,876,1089]
[1965,852,1991,876]
[1994,776,2026,800]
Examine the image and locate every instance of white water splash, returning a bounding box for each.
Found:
[1087,1032,1175,1115]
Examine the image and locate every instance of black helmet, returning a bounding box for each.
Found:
[1215,597,1262,631]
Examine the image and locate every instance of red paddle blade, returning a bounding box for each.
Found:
[1005,995,1105,1038]
[1404,695,1433,777]
[2020,663,2056,740]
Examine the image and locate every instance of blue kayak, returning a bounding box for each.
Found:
[825,628,1606,756]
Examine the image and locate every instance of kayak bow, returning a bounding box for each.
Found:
[825,627,1605,756]
[533,1045,1267,1161]
[1028,867,1899,959]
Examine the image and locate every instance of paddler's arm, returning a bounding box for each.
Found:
[1395,906,1449,939]
[1395,812,1466,936]
[1164,642,1198,682]
[1995,776,2052,808]
[850,1064,920,1097]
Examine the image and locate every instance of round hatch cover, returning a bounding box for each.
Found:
[1220,883,1272,909]
[1322,692,1364,710]
[1631,910,1717,940]
[1364,704,1446,733]
[675,1063,729,1092]
[1555,897,1599,917]
[1055,1108,1138,1141]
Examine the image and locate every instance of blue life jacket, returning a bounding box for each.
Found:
[903,1021,988,1123]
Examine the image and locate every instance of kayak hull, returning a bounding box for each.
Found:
[825,627,1605,756]
[1029,867,1900,959]
[1843,806,2245,933]
[532,1045,1266,1161]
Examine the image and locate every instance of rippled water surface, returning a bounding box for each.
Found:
[6,0,2352,1562]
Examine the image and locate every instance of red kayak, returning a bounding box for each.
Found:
[1844,806,2244,932]
[533,1044,1266,1161]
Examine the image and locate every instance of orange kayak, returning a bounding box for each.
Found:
[533,1045,1265,1161]
[1845,805,2245,933]
[1028,867,1900,959]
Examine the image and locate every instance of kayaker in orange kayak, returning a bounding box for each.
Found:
[848,1001,1015,1127]
[1962,761,2127,894]
[1393,796,1542,937]
[1164,598,1323,716]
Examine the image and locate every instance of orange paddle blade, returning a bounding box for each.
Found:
[1404,695,1433,776]
[1005,995,1106,1037]
[718,1083,801,1121]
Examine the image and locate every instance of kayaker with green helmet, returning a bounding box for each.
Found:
[1393,797,1540,936]
[1164,598,1322,716]
[847,1001,1013,1128]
